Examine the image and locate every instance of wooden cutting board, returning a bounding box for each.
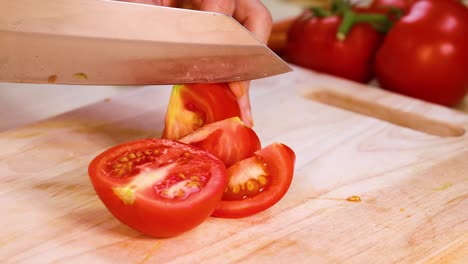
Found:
[1,66,467,263]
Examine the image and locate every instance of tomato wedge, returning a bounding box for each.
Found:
[179,117,261,167]
[212,143,295,218]
[88,138,228,237]
[162,83,241,140]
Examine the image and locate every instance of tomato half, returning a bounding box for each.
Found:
[88,138,228,237]
[212,143,295,218]
[162,83,241,140]
[179,117,261,167]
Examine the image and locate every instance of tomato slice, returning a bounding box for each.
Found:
[178,117,261,167]
[212,143,295,218]
[88,138,228,237]
[162,83,241,140]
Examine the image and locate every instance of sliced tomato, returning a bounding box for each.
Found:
[212,143,295,218]
[178,117,261,167]
[162,83,241,140]
[87,138,228,238]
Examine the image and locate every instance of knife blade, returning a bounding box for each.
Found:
[0,0,292,85]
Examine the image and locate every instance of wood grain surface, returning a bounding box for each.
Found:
[1,66,467,263]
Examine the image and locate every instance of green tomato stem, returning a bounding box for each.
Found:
[336,10,392,41]
[337,10,354,41]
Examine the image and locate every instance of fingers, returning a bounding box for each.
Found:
[233,0,273,44]
[229,81,253,127]
[119,0,177,7]
[121,0,272,44]
[192,0,235,15]
[192,0,272,44]
[118,0,152,4]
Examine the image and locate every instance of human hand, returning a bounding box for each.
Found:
[120,0,273,127]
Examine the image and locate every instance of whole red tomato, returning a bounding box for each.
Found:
[285,9,385,83]
[375,0,468,106]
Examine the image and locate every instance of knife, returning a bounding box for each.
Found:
[0,0,292,85]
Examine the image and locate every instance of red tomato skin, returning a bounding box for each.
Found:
[179,117,261,167]
[375,0,468,106]
[88,139,228,238]
[162,83,241,140]
[285,11,384,83]
[212,143,296,219]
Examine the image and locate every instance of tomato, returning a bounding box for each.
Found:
[162,83,240,140]
[212,143,295,218]
[285,9,385,83]
[179,117,261,167]
[88,138,228,237]
[375,0,468,106]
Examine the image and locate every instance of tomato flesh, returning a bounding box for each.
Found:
[179,117,261,167]
[162,83,241,140]
[88,138,228,237]
[223,155,269,201]
[212,143,295,218]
